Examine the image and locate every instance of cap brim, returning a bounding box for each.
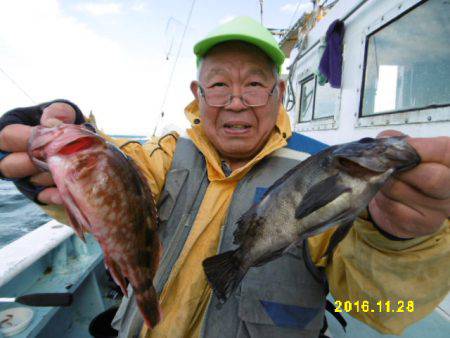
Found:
[194,34,285,73]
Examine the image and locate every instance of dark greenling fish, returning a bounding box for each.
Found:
[28,124,162,328]
[203,136,421,302]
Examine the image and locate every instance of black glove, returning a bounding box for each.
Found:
[0,99,85,204]
[0,99,85,130]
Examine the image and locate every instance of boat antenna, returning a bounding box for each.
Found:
[153,0,197,136]
[164,18,176,60]
[0,65,35,104]
[164,17,193,60]
[259,0,264,24]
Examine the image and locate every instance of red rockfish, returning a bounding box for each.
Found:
[28,123,161,328]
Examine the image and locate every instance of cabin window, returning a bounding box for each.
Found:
[298,76,315,122]
[314,82,337,119]
[298,75,337,123]
[361,0,450,116]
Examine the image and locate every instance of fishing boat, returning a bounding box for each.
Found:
[1,0,449,337]
[278,0,449,336]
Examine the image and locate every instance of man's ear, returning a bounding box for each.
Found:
[277,79,286,105]
[190,81,200,101]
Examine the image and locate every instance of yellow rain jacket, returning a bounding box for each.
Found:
[43,101,450,336]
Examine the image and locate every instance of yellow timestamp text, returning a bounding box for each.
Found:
[334,300,415,313]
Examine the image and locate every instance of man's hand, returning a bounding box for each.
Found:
[369,130,450,238]
[0,102,77,205]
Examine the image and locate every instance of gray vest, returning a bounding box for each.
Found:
[113,136,327,338]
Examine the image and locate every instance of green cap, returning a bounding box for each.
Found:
[194,16,285,73]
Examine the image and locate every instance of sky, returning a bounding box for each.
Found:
[0,0,313,136]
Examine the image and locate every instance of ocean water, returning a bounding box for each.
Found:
[0,180,50,249]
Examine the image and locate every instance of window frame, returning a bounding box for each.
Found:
[291,44,341,133]
[357,0,450,127]
[298,74,316,123]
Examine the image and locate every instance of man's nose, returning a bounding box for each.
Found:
[226,94,247,111]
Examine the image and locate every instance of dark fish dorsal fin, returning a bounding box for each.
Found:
[295,174,351,219]
[233,204,259,245]
[260,162,303,199]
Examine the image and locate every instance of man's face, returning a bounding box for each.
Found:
[191,42,285,164]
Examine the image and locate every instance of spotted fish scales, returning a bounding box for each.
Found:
[28,124,162,328]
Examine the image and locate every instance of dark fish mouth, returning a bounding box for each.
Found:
[58,137,100,155]
[390,155,421,172]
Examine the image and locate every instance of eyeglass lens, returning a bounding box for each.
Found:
[201,85,276,107]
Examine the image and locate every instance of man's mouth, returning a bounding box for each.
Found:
[223,123,251,130]
[223,123,252,135]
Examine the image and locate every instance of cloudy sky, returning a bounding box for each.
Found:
[0,0,313,136]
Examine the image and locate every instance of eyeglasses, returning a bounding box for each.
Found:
[198,83,277,108]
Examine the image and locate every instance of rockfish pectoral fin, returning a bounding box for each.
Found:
[61,186,92,241]
[66,210,86,242]
[295,174,351,219]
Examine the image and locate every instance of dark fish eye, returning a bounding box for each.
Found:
[359,137,374,143]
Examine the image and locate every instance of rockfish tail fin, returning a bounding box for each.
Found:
[202,250,246,303]
[135,281,161,329]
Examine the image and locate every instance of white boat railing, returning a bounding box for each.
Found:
[0,220,74,287]
[0,220,108,337]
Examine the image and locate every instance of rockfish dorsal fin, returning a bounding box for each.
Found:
[295,174,351,219]
[106,142,159,232]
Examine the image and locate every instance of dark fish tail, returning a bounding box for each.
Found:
[202,250,247,303]
[134,280,161,329]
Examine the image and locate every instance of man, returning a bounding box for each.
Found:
[0,17,449,338]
